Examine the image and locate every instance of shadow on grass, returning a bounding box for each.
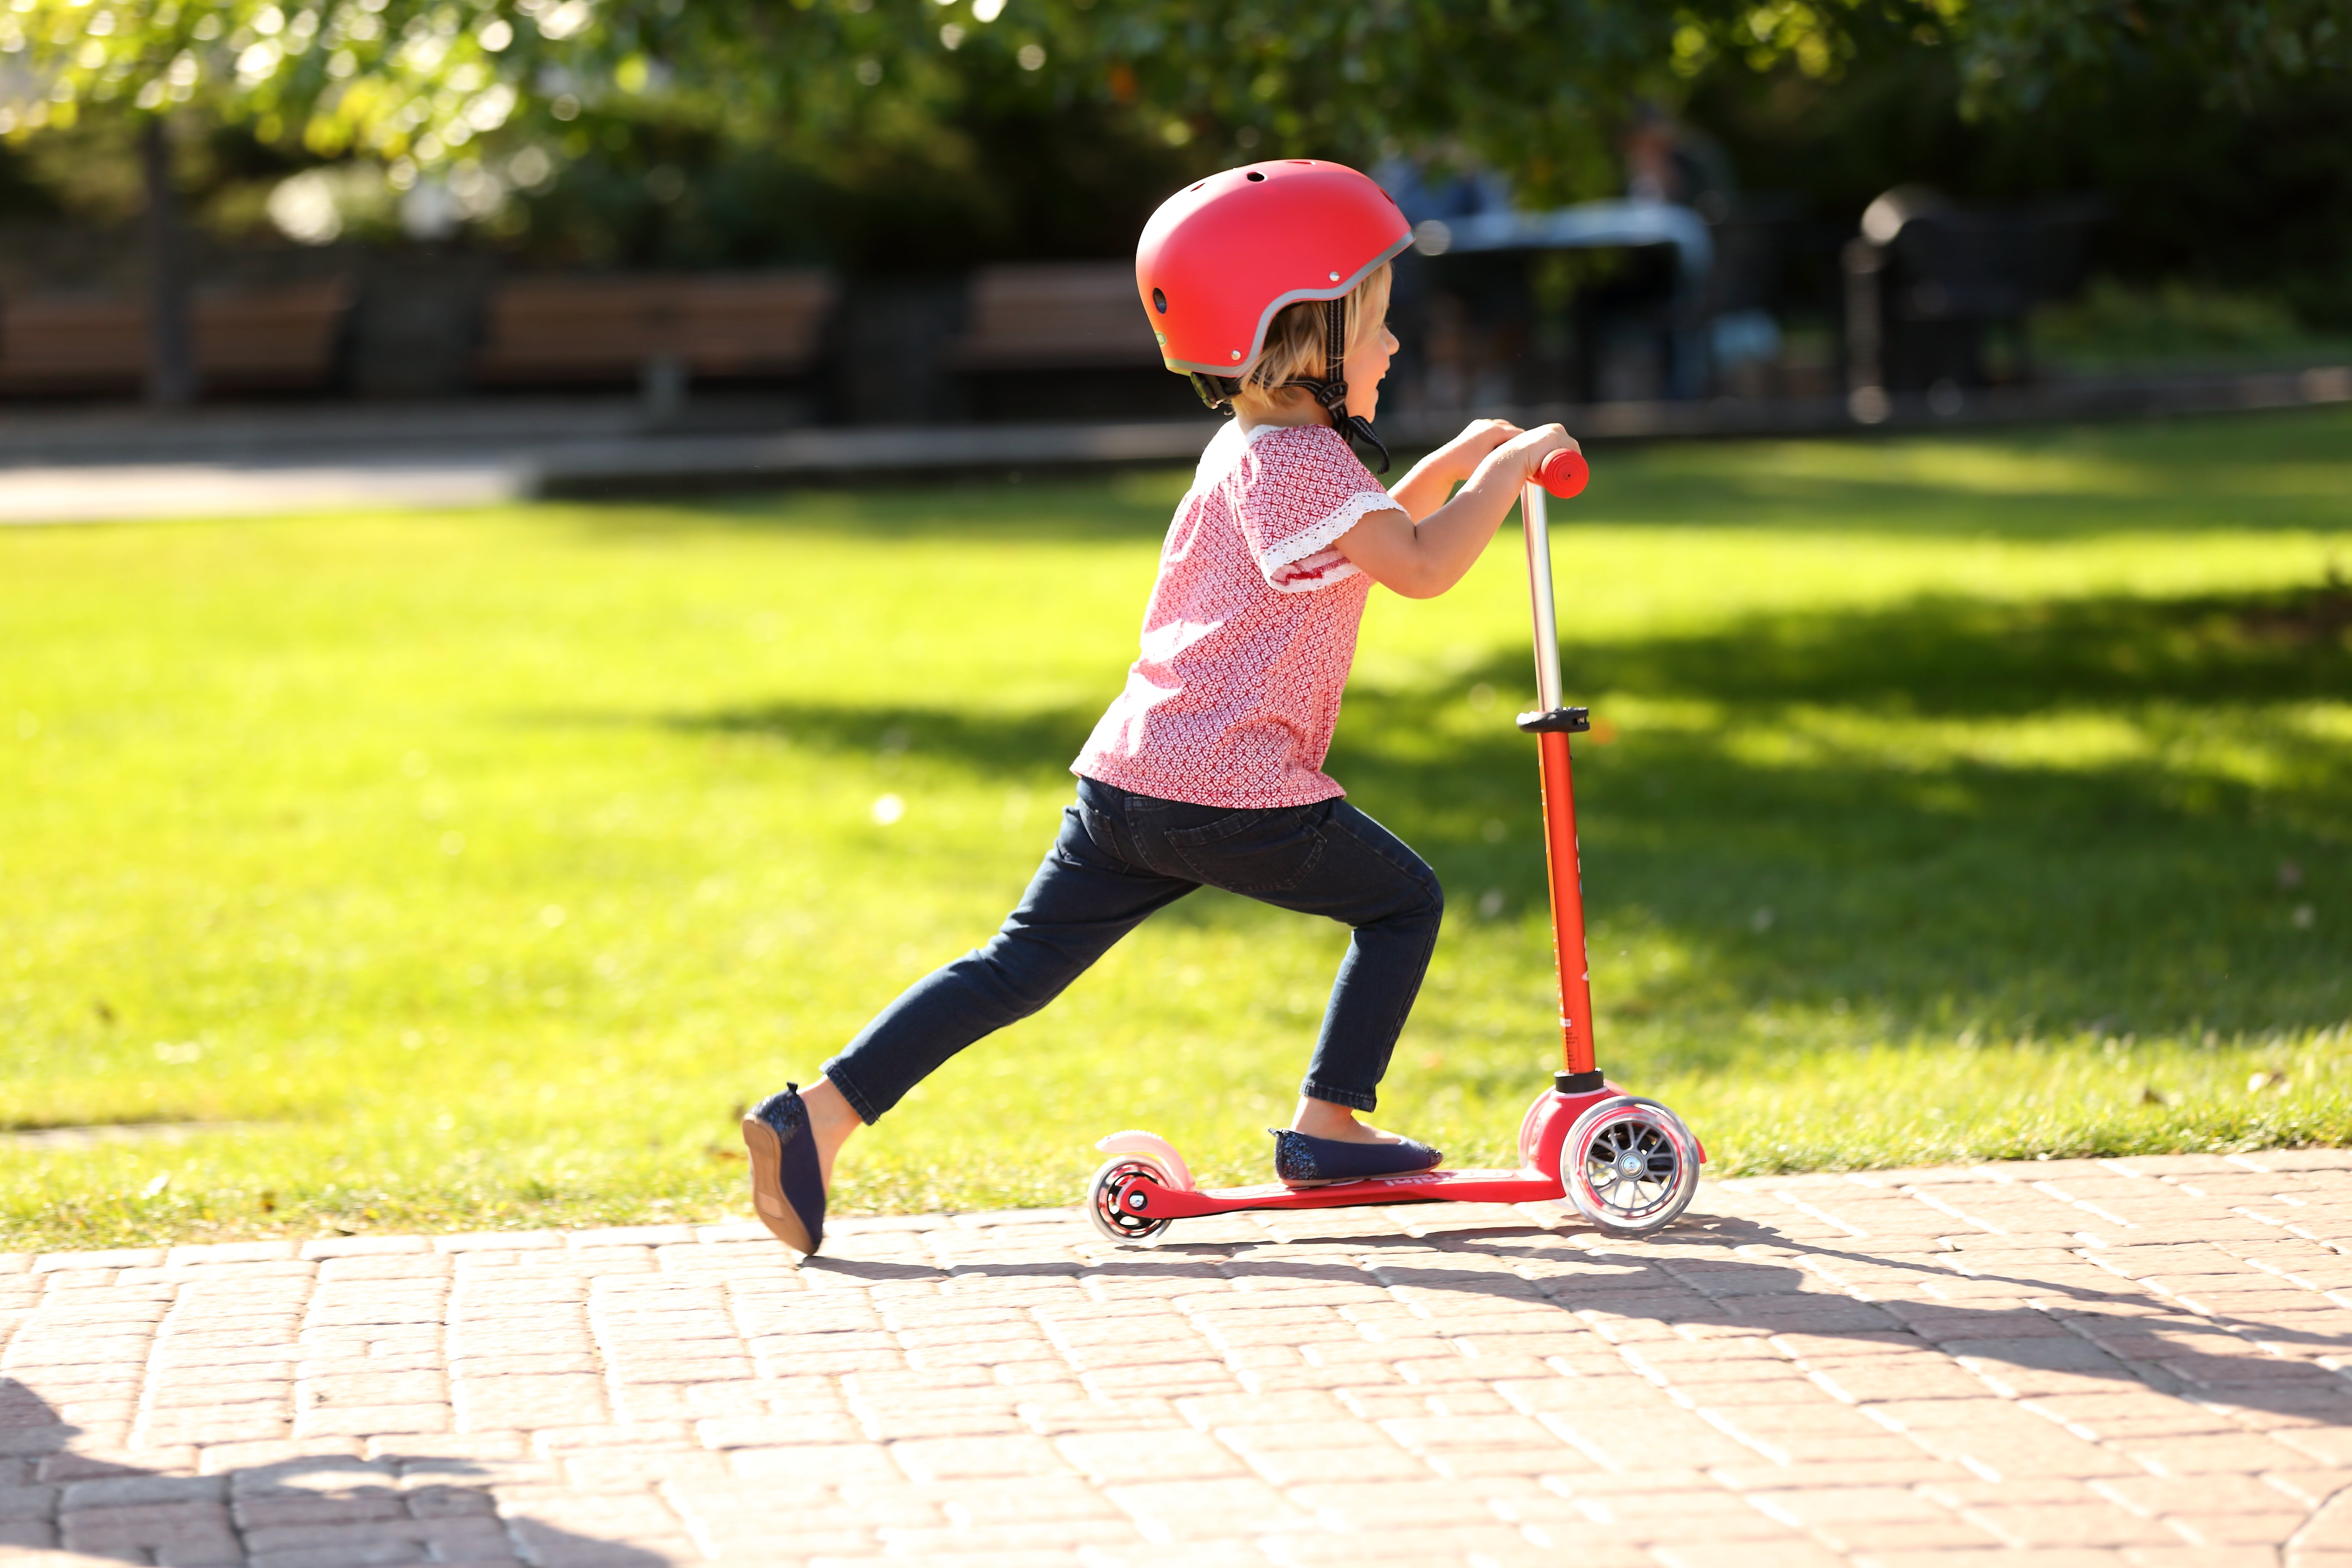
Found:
[1534,578,2352,714]
[1339,581,2352,1056]
[668,578,2352,744]
[651,580,2351,1051]
[668,699,1099,777]
[562,469,1193,546]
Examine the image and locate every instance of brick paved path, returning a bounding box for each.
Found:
[8,1152,2352,1567]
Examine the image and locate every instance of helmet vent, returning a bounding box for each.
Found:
[1152,288,1167,314]
[1245,171,1266,182]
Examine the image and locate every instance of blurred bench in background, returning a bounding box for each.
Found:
[949,264,1162,374]
[474,272,837,390]
[948,263,1194,421]
[0,282,354,396]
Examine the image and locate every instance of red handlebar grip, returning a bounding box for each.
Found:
[1535,447,1589,499]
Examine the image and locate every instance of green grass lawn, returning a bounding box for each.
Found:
[3,408,2349,1250]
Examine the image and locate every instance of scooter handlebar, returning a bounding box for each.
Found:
[1533,447,1589,500]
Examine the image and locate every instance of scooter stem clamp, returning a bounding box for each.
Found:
[1515,706,1590,734]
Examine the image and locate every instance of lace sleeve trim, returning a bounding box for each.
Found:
[1264,490,1396,594]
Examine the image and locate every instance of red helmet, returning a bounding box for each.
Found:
[1136,159,1411,380]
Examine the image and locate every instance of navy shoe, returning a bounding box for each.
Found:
[1271,1128,1443,1186]
[743,1084,826,1256]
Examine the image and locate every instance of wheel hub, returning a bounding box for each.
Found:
[1563,1099,1702,1237]
[1087,1158,1175,1244]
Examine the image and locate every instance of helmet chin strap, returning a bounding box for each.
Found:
[1288,298,1391,474]
[1187,300,1391,475]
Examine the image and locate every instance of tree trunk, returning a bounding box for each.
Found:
[141,116,197,407]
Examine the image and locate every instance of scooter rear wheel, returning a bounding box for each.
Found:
[1087,1156,1175,1244]
[1562,1096,1701,1237]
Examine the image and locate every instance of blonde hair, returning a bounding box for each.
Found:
[1229,263,1392,417]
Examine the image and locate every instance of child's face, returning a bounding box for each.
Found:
[1345,324,1400,421]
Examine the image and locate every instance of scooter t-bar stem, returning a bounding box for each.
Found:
[1522,483,1564,714]
[1521,447,1589,714]
[1521,447,1601,1086]
[1538,732,1599,1081]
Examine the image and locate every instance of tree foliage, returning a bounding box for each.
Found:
[1952,0,2348,113]
[2,0,2344,201]
[3,0,1696,202]
[1671,0,2348,117]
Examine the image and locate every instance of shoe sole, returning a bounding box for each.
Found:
[741,1113,814,1255]
[1278,1167,1443,1188]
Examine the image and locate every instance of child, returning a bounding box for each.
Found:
[744,160,1576,1255]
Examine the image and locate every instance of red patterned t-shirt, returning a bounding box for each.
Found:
[1073,420,1398,809]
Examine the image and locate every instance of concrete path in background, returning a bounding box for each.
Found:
[0,461,524,524]
[7,1152,2352,1566]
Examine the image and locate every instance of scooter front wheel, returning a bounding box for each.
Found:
[1087,1156,1175,1244]
[1562,1096,1701,1237]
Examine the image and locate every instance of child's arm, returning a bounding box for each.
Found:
[1336,423,1578,600]
[1384,419,1523,522]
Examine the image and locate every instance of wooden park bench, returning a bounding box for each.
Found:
[948,263,1164,374]
[474,272,837,388]
[0,281,354,396]
[945,261,1197,420]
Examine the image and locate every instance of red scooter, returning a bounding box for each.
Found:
[1085,449,1704,1242]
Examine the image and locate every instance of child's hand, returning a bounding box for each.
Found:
[1439,419,1523,481]
[1485,423,1580,485]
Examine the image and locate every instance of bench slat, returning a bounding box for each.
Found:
[951,262,1163,371]
[0,282,352,394]
[475,272,836,383]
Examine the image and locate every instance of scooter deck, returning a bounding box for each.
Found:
[1129,1167,1562,1219]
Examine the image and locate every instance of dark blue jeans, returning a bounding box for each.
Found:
[824,776,1444,1123]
